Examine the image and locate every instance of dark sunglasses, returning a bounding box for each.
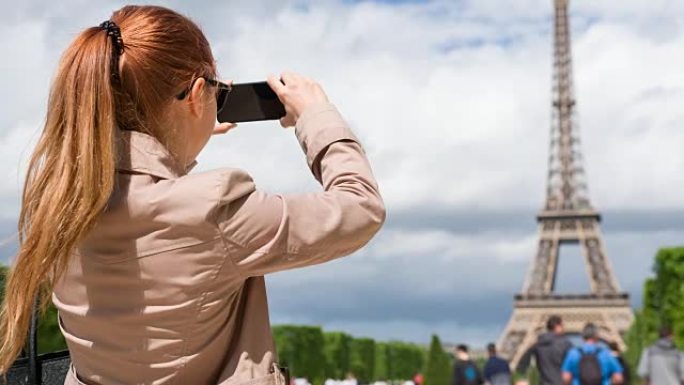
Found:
[175,77,232,113]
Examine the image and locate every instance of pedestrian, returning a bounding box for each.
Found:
[608,342,630,385]
[414,373,425,385]
[483,343,511,385]
[637,326,684,385]
[561,323,623,385]
[0,5,386,384]
[516,315,573,385]
[453,344,483,385]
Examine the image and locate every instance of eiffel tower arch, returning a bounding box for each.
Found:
[497,0,634,367]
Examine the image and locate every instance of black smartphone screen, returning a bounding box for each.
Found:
[217,81,286,123]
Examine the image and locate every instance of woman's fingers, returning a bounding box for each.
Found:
[213,122,237,135]
[269,74,296,128]
[280,71,298,86]
[267,75,286,95]
[269,71,328,127]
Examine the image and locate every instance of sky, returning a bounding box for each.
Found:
[1,0,683,347]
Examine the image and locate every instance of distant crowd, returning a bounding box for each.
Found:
[450,315,684,385]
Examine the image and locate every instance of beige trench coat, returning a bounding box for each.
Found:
[52,103,386,385]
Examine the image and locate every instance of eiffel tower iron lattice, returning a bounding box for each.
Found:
[497,0,633,367]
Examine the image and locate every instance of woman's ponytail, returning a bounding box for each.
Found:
[0,5,216,373]
[0,24,119,373]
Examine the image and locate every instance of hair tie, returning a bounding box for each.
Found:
[99,20,124,81]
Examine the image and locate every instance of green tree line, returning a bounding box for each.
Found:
[273,325,448,385]
[624,246,684,378]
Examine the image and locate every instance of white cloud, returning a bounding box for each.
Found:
[0,20,51,131]
[1,0,682,345]
[359,228,538,264]
[2,0,683,211]
[0,122,42,220]
[190,0,684,211]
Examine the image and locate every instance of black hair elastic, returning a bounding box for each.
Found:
[99,20,124,81]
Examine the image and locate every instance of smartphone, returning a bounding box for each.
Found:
[217,81,286,123]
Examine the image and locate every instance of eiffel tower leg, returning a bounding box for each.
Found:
[522,230,560,295]
[578,220,620,295]
[498,298,634,367]
[498,306,546,367]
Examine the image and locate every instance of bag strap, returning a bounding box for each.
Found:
[27,296,41,385]
[578,346,600,356]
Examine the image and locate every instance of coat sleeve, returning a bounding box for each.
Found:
[214,102,386,277]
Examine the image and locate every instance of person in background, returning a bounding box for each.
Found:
[608,342,630,385]
[637,326,684,385]
[453,344,483,385]
[561,323,623,385]
[517,315,573,385]
[483,343,511,385]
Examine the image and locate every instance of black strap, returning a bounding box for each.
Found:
[27,296,41,385]
[578,346,601,356]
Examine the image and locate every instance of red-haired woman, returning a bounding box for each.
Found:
[0,5,385,384]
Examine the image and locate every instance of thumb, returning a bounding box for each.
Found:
[213,122,237,135]
[279,115,295,128]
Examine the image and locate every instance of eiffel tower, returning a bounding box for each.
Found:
[497,0,633,366]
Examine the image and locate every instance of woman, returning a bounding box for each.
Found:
[0,5,385,385]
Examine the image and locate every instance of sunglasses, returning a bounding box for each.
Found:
[175,77,232,114]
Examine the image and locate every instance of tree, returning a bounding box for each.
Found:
[0,263,67,354]
[423,335,450,385]
[273,325,326,385]
[623,309,651,380]
[624,247,684,377]
[0,264,7,300]
[386,341,425,380]
[350,337,375,383]
[373,342,388,380]
[646,247,684,344]
[324,331,353,379]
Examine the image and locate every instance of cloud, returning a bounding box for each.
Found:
[1,0,682,346]
[263,221,681,344]
[187,0,684,212]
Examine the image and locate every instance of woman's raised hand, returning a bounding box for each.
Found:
[213,79,237,135]
[267,71,329,128]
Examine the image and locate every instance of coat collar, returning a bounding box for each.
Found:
[116,130,197,180]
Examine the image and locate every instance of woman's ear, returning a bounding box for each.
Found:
[187,77,207,118]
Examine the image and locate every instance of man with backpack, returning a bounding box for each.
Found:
[637,326,684,385]
[453,344,483,385]
[561,323,623,385]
